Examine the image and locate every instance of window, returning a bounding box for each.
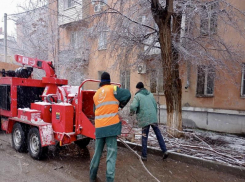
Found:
[196,65,215,96]
[241,64,245,96]
[64,0,74,10]
[71,30,83,49]
[71,32,76,48]
[98,31,107,50]
[99,0,107,6]
[120,70,130,90]
[200,1,218,36]
[181,5,194,38]
[150,69,164,94]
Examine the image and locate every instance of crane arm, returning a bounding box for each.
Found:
[14,54,56,77]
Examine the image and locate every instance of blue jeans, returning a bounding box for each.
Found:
[142,124,167,158]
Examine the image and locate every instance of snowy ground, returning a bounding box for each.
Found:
[122,124,245,167]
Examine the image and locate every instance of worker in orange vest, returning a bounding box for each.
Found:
[90,72,131,182]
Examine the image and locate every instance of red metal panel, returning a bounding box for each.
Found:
[78,112,95,139]
[52,104,74,133]
[42,85,58,96]
[1,118,12,133]
[31,103,52,123]
[12,85,17,117]
[39,124,55,147]
[0,77,45,87]
[82,91,96,117]
[75,90,95,139]
[18,108,41,122]
[54,132,76,145]
[42,77,68,85]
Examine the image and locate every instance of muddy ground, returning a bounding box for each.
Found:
[0,131,244,182]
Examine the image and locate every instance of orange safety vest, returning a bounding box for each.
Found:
[93,85,120,128]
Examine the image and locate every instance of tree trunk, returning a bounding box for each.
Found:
[151,0,182,137]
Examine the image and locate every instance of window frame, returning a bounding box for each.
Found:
[98,29,108,50]
[63,0,75,10]
[150,69,164,95]
[196,65,215,97]
[70,30,84,49]
[200,1,219,36]
[120,70,130,90]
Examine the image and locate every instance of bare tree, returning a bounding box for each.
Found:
[88,0,245,137]
[12,0,91,84]
[13,0,245,137]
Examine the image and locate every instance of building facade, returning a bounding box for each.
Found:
[49,0,245,134]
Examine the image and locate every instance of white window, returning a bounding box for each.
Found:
[200,1,219,36]
[64,0,74,10]
[150,69,164,94]
[71,30,83,49]
[98,31,107,50]
[241,64,245,96]
[196,65,215,96]
[120,70,130,90]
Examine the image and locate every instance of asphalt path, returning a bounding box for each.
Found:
[0,131,244,182]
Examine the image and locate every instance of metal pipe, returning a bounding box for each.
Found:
[4,13,7,63]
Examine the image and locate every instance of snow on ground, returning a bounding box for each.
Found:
[122,125,245,167]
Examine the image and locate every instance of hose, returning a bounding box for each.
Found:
[118,137,161,182]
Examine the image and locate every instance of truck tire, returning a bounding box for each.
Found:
[75,138,91,148]
[12,123,27,152]
[28,127,47,160]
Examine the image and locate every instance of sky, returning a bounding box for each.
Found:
[0,0,25,36]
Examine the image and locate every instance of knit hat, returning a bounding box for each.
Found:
[136,82,144,89]
[100,72,111,86]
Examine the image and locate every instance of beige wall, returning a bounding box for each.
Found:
[0,62,20,72]
[54,0,245,111]
[181,62,245,110]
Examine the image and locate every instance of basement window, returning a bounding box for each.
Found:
[196,65,215,97]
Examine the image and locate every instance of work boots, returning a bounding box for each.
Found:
[163,151,169,160]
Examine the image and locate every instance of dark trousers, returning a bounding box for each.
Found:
[90,136,117,182]
[142,123,167,158]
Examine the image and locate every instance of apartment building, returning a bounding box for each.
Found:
[49,0,245,134]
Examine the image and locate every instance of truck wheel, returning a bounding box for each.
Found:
[12,123,27,152]
[75,138,91,148]
[28,127,47,160]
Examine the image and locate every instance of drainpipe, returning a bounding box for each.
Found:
[157,90,160,124]
[185,60,190,89]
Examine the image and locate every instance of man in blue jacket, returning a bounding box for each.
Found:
[130,82,168,161]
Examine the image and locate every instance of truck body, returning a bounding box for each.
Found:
[0,55,99,159]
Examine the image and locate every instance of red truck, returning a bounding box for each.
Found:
[0,55,104,160]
